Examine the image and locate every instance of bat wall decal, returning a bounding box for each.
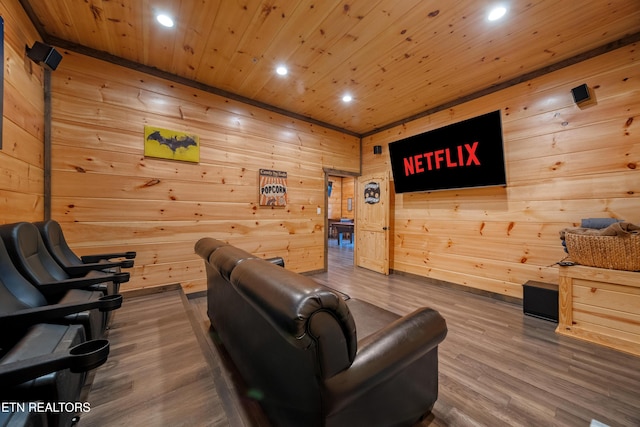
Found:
[146,130,197,152]
[143,125,200,163]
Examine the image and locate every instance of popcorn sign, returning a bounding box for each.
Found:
[259,169,288,207]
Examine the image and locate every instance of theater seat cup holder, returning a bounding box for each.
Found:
[98,294,123,311]
[69,339,110,372]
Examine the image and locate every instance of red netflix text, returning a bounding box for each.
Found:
[403,142,480,176]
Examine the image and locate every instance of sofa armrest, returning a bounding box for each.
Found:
[324,307,447,414]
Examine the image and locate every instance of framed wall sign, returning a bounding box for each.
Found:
[144,125,199,163]
[363,182,380,204]
[259,169,288,206]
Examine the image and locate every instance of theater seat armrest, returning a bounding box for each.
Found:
[37,276,116,295]
[83,269,130,284]
[0,339,110,386]
[64,261,133,276]
[324,307,447,413]
[0,295,123,327]
[81,251,136,263]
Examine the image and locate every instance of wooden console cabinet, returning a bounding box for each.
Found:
[557,265,640,357]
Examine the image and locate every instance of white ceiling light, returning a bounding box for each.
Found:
[488,6,507,21]
[342,94,353,103]
[156,14,174,27]
[276,65,288,76]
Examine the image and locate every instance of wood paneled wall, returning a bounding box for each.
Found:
[327,176,343,220]
[0,0,45,223]
[327,175,355,220]
[49,52,359,293]
[3,0,636,300]
[362,44,639,299]
[341,177,355,220]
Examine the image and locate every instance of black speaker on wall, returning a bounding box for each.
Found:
[26,41,62,71]
[571,83,591,104]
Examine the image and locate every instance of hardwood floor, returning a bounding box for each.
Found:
[79,289,228,426]
[83,242,640,426]
[317,242,640,427]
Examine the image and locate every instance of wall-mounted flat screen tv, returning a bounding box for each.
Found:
[388,110,506,194]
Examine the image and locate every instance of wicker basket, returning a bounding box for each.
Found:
[565,231,640,271]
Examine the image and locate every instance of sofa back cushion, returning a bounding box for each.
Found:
[208,256,333,425]
[194,237,228,261]
[208,245,256,281]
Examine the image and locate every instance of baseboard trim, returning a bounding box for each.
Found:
[120,283,182,298]
[120,270,521,306]
[390,269,522,305]
[186,289,207,300]
[301,268,326,276]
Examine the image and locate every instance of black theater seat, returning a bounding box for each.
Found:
[0,238,122,341]
[0,324,86,427]
[0,323,110,427]
[0,409,47,427]
[34,220,135,296]
[0,237,118,426]
[0,222,129,301]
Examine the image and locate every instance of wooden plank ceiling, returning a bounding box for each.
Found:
[21,0,640,135]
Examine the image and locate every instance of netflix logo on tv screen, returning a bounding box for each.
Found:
[388,110,506,194]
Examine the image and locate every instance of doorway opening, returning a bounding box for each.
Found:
[325,171,358,270]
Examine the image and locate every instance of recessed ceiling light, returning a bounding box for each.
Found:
[156,14,174,27]
[342,94,353,103]
[488,6,507,21]
[276,65,288,76]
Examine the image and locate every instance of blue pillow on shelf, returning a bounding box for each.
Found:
[580,218,622,229]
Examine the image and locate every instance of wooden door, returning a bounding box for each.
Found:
[355,172,390,275]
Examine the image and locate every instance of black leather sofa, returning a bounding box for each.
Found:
[195,238,448,427]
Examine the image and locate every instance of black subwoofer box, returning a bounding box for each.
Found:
[522,281,559,322]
